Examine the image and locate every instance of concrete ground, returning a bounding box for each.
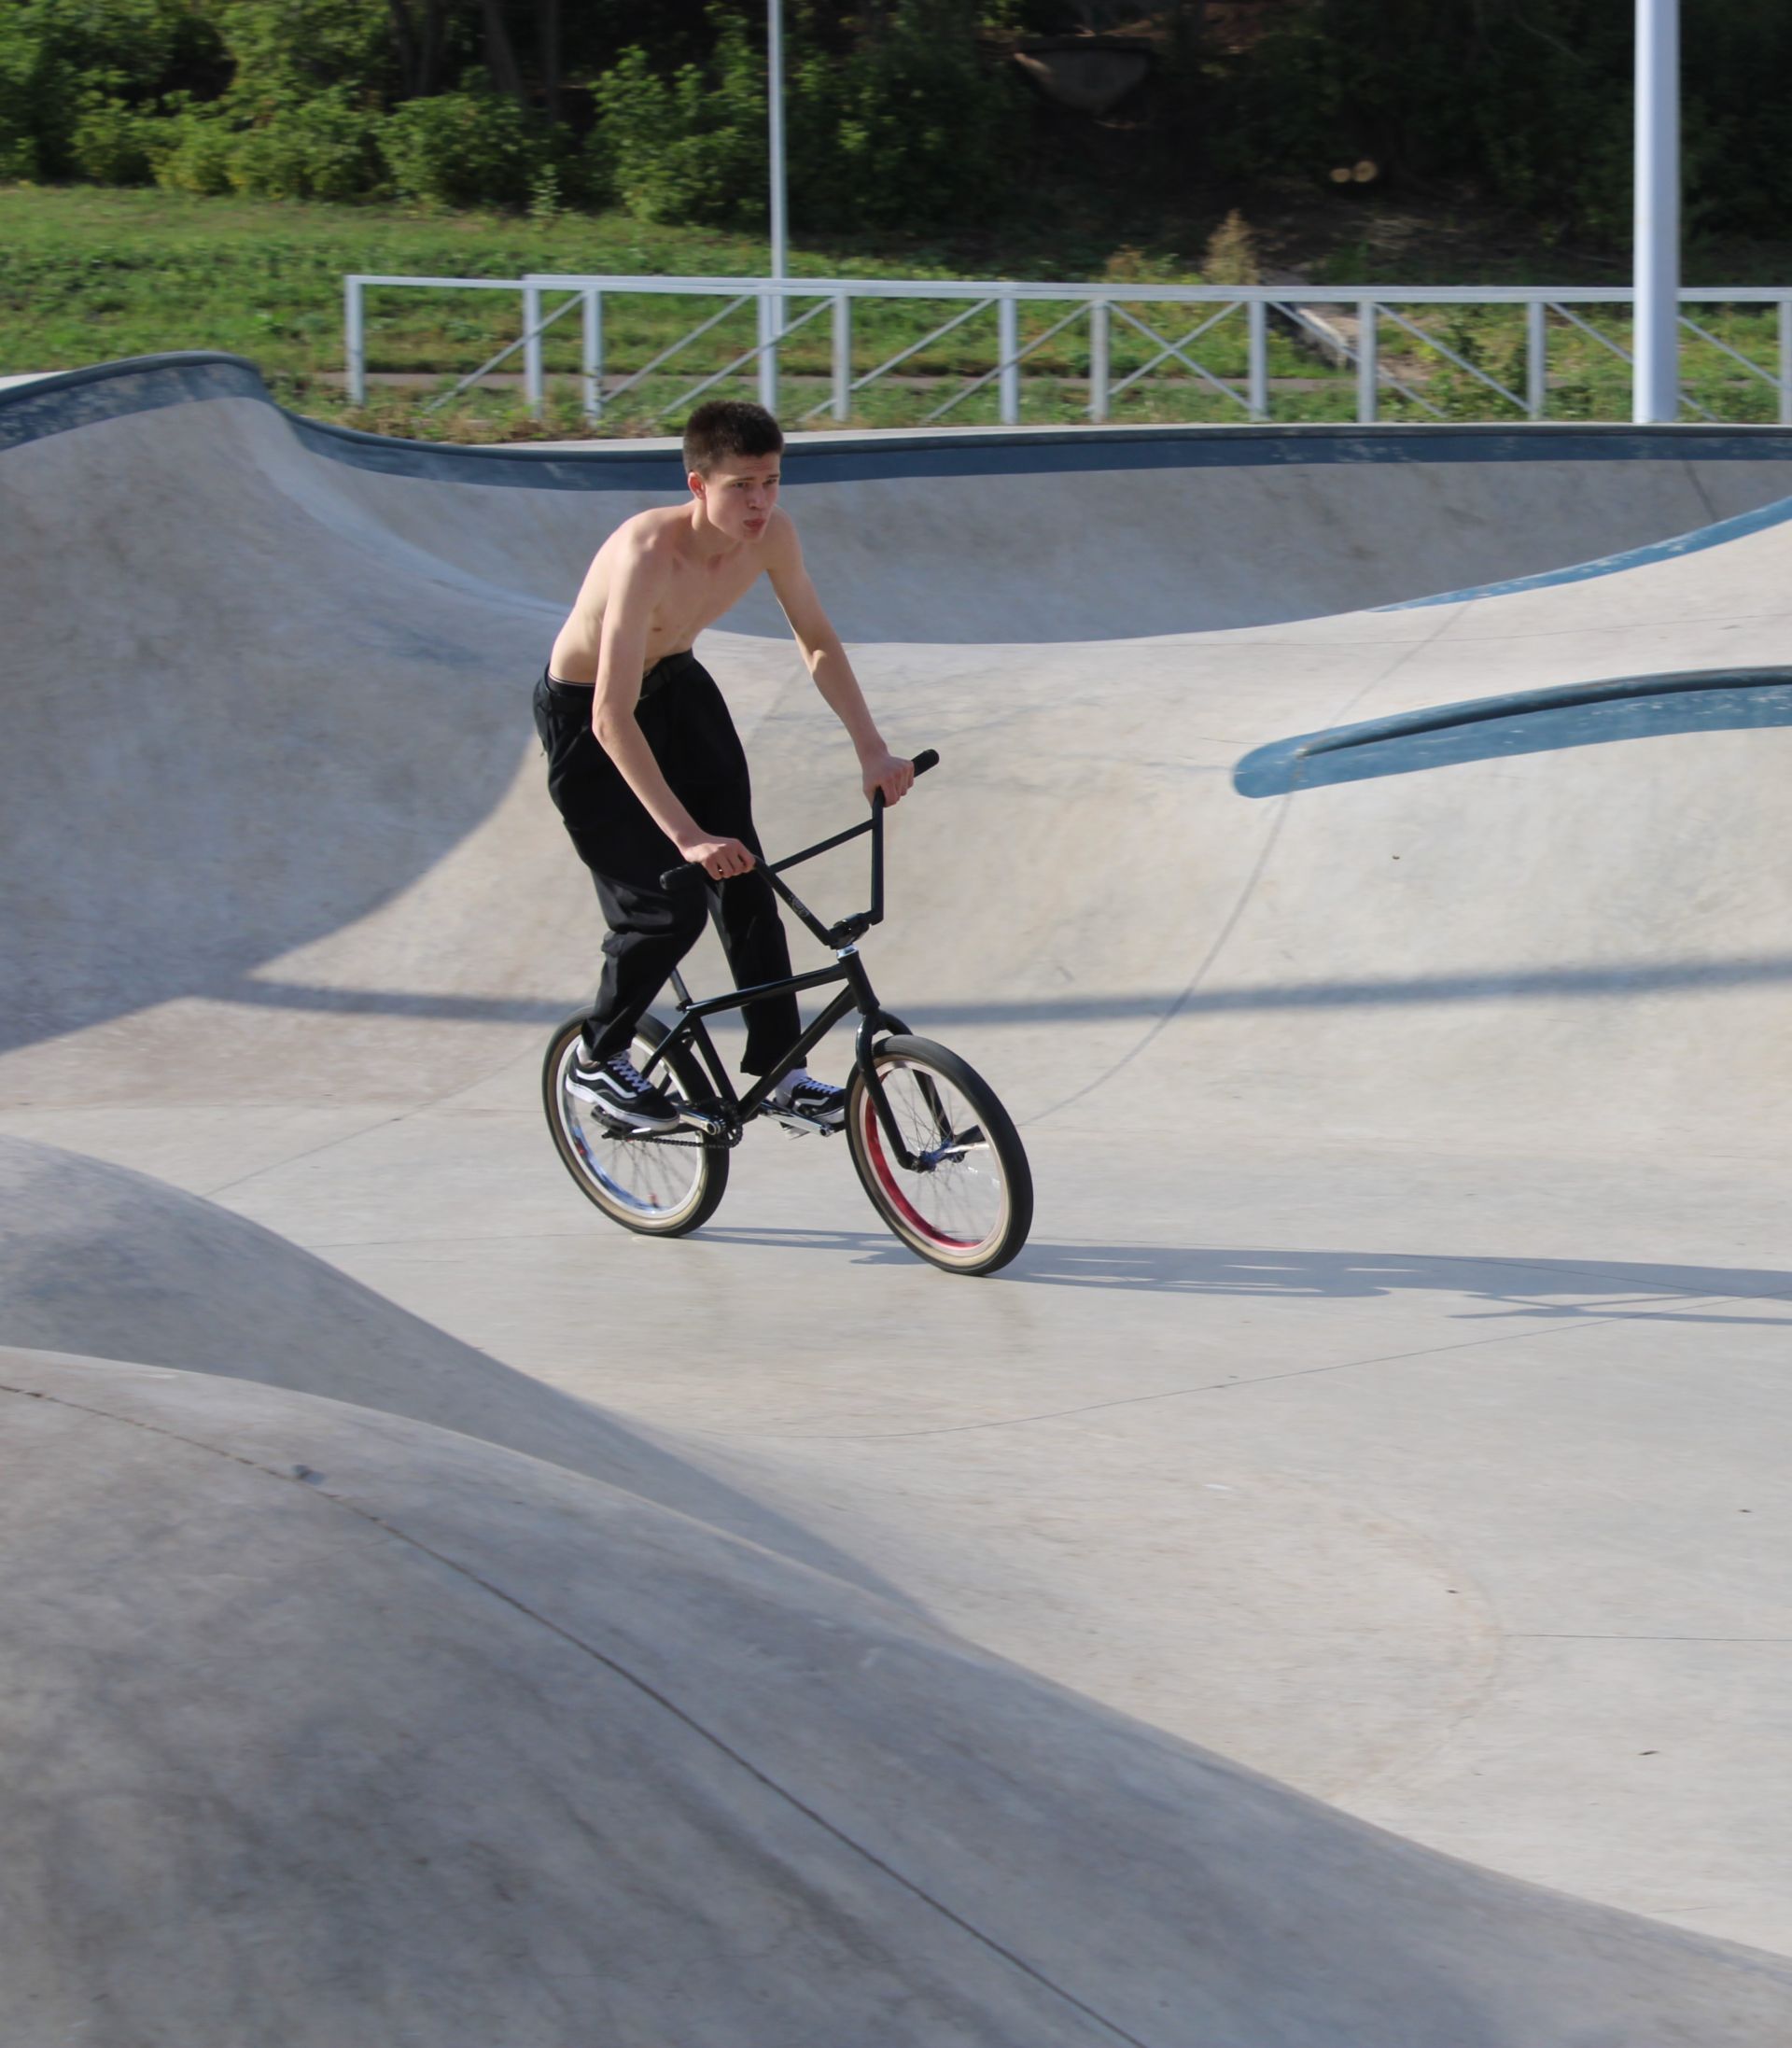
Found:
[7,352,1792,2042]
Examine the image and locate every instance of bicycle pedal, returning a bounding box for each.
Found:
[767,1107,834,1137]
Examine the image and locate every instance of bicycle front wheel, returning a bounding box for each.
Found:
[542,1012,728,1238]
[846,1034,1032,1275]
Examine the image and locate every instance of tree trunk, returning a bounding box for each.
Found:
[538,0,562,121]
[479,0,526,105]
[385,0,420,98]
[418,0,446,97]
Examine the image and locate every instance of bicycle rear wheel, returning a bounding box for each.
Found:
[846,1034,1032,1275]
[542,1012,728,1238]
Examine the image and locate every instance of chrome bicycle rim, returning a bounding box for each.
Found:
[553,1031,710,1227]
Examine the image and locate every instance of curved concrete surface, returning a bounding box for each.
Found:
[11,1345,1792,2045]
[7,355,1792,2037]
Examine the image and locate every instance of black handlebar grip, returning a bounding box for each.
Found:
[912,748,939,777]
[659,861,707,891]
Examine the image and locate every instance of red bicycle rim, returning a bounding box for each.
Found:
[861,1093,978,1249]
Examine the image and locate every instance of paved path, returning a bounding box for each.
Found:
[6,353,1792,2042]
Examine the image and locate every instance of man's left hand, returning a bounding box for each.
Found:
[861,748,916,807]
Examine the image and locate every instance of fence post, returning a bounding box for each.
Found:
[1782,298,1792,427]
[1527,299,1547,419]
[758,291,779,414]
[1356,299,1379,424]
[999,295,1020,425]
[344,276,366,408]
[523,283,545,418]
[1247,298,1268,421]
[1087,300,1110,423]
[581,289,603,422]
[832,292,851,424]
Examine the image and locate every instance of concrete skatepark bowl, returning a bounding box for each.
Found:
[7,353,1792,2043]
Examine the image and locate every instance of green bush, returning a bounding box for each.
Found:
[0,20,48,179]
[230,83,384,200]
[379,80,550,209]
[0,0,223,182]
[593,16,765,228]
[1198,0,1790,244]
[147,92,236,194]
[71,79,155,183]
[214,0,394,108]
[787,1,1025,232]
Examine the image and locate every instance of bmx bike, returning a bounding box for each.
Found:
[541,750,1032,1276]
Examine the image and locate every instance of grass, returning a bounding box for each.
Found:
[3,182,1786,442]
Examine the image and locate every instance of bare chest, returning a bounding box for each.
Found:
[585,550,763,660]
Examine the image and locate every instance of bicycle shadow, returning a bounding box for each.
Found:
[698,1227,1792,1322]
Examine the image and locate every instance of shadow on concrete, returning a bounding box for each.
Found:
[165,948,1792,1034]
[700,1225,1792,1316]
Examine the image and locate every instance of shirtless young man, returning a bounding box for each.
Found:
[534,399,915,1134]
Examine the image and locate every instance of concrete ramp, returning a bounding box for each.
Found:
[7,356,1792,2037]
[7,1344,1792,2047]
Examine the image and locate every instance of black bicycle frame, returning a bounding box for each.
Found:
[645,774,933,1168]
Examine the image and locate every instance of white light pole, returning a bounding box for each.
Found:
[768,0,787,283]
[759,0,787,410]
[1633,0,1680,423]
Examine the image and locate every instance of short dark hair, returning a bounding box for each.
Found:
[683,399,783,477]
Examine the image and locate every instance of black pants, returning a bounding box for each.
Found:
[533,654,799,1073]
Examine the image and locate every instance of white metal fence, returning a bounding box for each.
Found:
[343,273,1792,428]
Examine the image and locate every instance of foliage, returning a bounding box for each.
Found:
[227,85,385,201]
[3,0,1790,246]
[0,0,222,180]
[380,79,549,209]
[1199,0,1792,241]
[592,14,767,227]
[145,91,235,193]
[1200,209,1258,287]
[784,0,1024,231]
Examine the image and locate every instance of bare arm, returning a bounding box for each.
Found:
[591,544,754,877]
[767,517,914,807]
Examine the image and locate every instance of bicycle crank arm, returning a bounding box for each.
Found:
[916,1128,987,1171]
[677,1106,732,1140]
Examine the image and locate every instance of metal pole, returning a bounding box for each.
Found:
[345,276,366,407]
[1357,300,1378,424]
[832,292,851,424]
[523,283,544,418]
[999,295,1020,425]
[763,0,786,408]
[1633,0,1680,422]
[1781,297,1792,427]
[768,0,787,283]
[1247,299,1268,421]
[757,290,778,414]
[1527,298,1547,419]
[582,288,602,422]
[1088,301,1110,423]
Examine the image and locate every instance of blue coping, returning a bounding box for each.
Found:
[9,350,1792,490]
[1381,492,1792,609]
[1233,667,1792,798]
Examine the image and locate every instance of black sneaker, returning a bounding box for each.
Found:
[567,1048,681,1134]
[767,1069,847,1131]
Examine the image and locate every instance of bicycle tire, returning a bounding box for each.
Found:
[542,1011,728,1238]
[846,1034,1032,1275]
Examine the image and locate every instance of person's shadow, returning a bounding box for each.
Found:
[699,1227,1792,1323]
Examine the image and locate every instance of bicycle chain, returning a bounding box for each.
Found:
[588,1120,736,1151]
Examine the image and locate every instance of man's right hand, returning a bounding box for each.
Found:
[679,833,756,881]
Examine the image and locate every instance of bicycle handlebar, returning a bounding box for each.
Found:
[660,749,938,891]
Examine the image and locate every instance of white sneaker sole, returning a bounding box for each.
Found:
[567,1074,680,1134]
